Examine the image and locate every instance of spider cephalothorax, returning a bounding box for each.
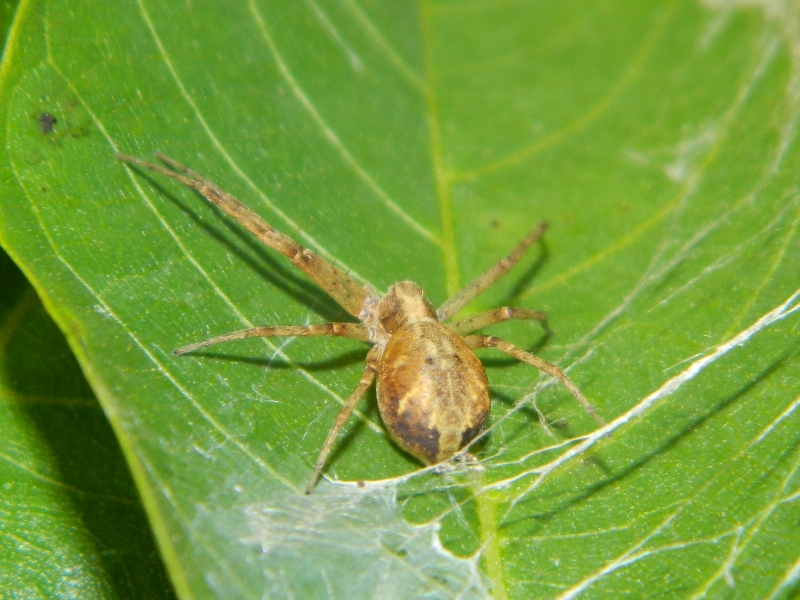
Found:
[376,281,437,337]
[118,153,604,493]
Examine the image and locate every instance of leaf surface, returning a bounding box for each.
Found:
[0,248,174,598]
[0,1,173,596]
[0,0,798,598]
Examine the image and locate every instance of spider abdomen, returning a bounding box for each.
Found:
[376,320,490,464]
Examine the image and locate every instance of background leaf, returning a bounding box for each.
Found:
[0,0,798,598]
[0,251,174,598]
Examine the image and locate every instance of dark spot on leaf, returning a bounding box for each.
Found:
[39,112,57,134]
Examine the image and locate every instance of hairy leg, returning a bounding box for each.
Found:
[465,335,604,426]
[306,347,379,493]
[437,221,548,320]
[117,153,368,317]
[174,322,369,355]
[449,307,550,336]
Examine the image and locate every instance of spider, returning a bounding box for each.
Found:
[117,153,604,493]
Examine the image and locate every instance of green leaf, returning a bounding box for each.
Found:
[0,2,173,598]
[1,0,799,598]
[0,248,174,598]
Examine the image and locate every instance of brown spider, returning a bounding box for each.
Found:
[117,153,604,493]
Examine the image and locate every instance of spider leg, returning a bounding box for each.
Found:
[173,322,369,355]
[464,335,604,426]
[449,307,550,336]
[437,221,548,321]
[153,152,211,184]
[306,346,379,494]
[117,153,368,317]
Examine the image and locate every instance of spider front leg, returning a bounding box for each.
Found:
[449,307,551,336]
[173,323,369,355]
[465,335,604,426]
[306,346,379,494]
[117,153,368,317]
[438,221,548,321]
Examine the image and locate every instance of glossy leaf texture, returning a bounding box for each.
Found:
[0,1,174,597]
[0,251,175,598]
[0,0,798,598]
